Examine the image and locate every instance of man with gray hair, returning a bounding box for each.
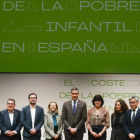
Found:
[123,95,140,140]
[0,99,22,140]
[62,87,87,140]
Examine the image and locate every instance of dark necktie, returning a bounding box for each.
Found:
[132,110,135,125]
[73,101,76,114]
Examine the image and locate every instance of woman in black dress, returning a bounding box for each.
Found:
[110,99,129,140]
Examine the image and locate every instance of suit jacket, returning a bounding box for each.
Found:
[0,109,22,140]
[110,113,127,140]
[123,108,140,140]
[43,113,63,139]
[21,105,44,137]
[62,99,87,134]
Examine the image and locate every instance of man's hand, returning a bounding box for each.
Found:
[10,131,16,136]
[6,131,13,137]
[54,134,59,139]
[69,128,77,134]
[30,129,37,135]
[128,133,135,139]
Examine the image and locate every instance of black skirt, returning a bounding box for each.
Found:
[88,125,106,140]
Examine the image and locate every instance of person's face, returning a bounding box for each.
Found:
[7,100,15,112]
[115,101,121,111]
[94,100,102,107]
[50,103,57,112]
[29,95,37,105]
[71,90,79,101]
[129,98,139,110]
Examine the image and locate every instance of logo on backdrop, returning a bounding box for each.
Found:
[58,78,140,110]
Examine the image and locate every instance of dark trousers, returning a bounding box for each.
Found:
[0,137,18,140]
[65,133,83,140]
[46,126,62,140]
[126,135,140,140]
[0,134,21,140]
[88,125,106,140]
[23,136,40,140]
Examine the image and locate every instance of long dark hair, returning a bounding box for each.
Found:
[113,99,129,117]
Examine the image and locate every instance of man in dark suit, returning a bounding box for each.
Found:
[123,95,140,140]
[0,99,22,140]
[62,87,87,140]
[21,93,44,140]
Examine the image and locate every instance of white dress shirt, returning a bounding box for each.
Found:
[9,111,14,126]
[71,99,78,109]
[131,107,138,121]
[30,106,36,129]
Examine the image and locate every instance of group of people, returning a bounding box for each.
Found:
[0,87,140,140]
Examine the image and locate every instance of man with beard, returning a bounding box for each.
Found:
[0,99,22,140]
[21,93,44,140]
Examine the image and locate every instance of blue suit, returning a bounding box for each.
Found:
[0,109,22,140]
[123,108,140,140]
[21,105,44,139]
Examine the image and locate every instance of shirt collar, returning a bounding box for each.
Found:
[8,110,14,114]
[71,99,78,104]
[30,105,36,108]
[131,107,139,112]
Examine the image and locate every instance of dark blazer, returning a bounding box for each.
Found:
[0,109,22,140]
[110,113,127,140]
[123,108,140,140]
[21,105,44,138]
[62,99,87,134]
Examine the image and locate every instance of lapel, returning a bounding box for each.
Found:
[27,105,32,124]
[112,114,116,126]
[13,110,18,126]
[6,110,11,127]
[49,113,53,122]
[75,100,80,114]
[128,110,132,124]
[56,115,59,125]
[133,108,140,125]
[69,100,73,114]
[34,105,38,126]
[127,109,133,125]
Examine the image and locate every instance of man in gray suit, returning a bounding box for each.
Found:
[62,87,87,140]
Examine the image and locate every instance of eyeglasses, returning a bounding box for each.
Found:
[30,97,36,99]
[129,102,136,104]
[50,105,56,107]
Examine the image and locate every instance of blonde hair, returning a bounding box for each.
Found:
[47,101,59,114]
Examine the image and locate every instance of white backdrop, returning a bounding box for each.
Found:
[0,74,140,140]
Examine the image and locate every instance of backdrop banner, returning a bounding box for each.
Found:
[0,0,140,72]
